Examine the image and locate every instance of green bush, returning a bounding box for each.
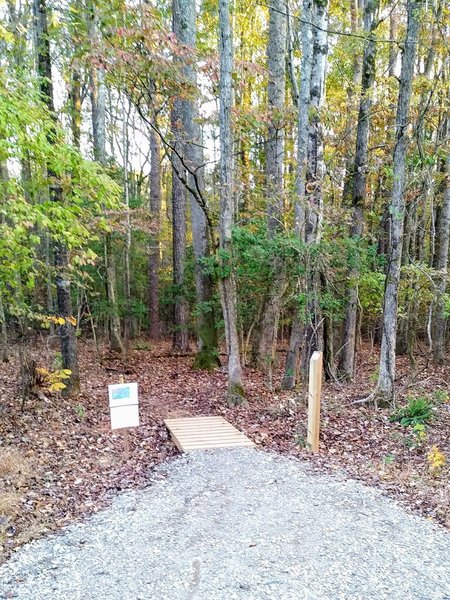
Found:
[390,396,433,427]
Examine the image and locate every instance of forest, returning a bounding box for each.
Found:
[0,0,449,556]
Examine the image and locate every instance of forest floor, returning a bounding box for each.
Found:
[0,339,449,563]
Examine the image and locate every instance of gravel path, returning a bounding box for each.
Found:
[1,448,449,600]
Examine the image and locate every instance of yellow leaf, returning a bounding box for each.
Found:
[49,382,66,391]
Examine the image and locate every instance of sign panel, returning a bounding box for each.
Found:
[108,382,139,430]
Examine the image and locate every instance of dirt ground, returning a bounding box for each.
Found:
[0,339,449,562]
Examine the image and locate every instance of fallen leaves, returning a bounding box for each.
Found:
[0,340,449,564]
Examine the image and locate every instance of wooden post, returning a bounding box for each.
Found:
[307,351,323,453]
[119,374,130,459]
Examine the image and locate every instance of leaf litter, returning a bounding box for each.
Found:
[0,340,448,563]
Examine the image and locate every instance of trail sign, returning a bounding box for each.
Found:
[108,382,139,430]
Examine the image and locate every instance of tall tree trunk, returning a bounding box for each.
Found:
[86,0,124,356]
[0,160,9,362]
[171,126,189,351]
[148,125,161,340]
[173,0,219,368]
[122,98,132,345]
[376,0,422,405]
[282,0,313,389]
[432,148,450,363]
[253,0,287,373]
[338,0,379,380]
[219,0,245,404]
[171,0,189,352]
[300,0,328,380]
[33,0,80,395]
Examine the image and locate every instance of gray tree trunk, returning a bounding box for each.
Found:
[254,0,287,373]
[282,0,313,389]
[122,98,132,345]
[376,0,422,405]
[219,0,245,404]
[86,2,125,356]
[432,149,450,363]
[300,0,328,379]
[338,0,379,380]
[171,0,190,352]
[33,0,80,395]
[0,161,9,362]
[173,0,219,368]
[148,124,161,340]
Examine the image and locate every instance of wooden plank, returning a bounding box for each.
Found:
[164,416,255,452]
[307,351,323,453]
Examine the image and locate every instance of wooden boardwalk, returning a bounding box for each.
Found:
[164,416,255,452]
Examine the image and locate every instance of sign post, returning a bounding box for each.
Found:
[108,375,139,459]
[307,351,323,453]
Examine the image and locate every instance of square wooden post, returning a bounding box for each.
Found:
[307,351,323,453]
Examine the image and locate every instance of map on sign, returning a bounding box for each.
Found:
[112,386,131,401]
[108,382,139,429]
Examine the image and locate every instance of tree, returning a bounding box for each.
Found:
[173,0,219,368]
[85,0,125,357]
[171,0,189,352]
[219,0,245,404]
[33,0,80,396]
[252,0,287,374]
[338,0,380,380]
[148,107,162,341]
[375,0,423,404]
[282,0,313,390]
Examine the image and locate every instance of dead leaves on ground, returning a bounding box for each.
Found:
[0,341,449,563]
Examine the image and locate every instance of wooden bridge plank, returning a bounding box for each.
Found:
[164,416,255,452]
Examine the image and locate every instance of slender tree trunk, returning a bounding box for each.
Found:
[253,0,287,372]
[69,68,81,149]
[338,0,379,380]
[171,0,189,352]
[171,127,189,351]
[33,0,80,395]
[148,125,161,340]
[219,0,245,404]
[300,0,328,380]
[282,0,313,389]
[122,98,132,345]
[0,293,8,363]
[86,1,124,356]
[388,8,398,77]
[432,150,450,363]
[0,161,9,362]
[173,0,219,368]
[376,0,422,405]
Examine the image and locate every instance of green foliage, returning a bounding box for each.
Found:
[390,396,434,427]
[0,69,121,321]
[433,389,449,404]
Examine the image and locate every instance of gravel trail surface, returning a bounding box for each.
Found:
[0,448,449,600]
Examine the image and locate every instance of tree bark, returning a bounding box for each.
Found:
[376,0,422,405]
[171,0,190,352]
[173,0,219,368]
[33,0,80,395]
[219,0,245,403]
[86,0,125,356]
[148,125,162,340]
[338,0,379,380]
[300,0,328,379]
[282,0,313,389]
[253,0,287,372]
[432,150,450,363]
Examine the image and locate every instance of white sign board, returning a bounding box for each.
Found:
[108,382,139,430]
